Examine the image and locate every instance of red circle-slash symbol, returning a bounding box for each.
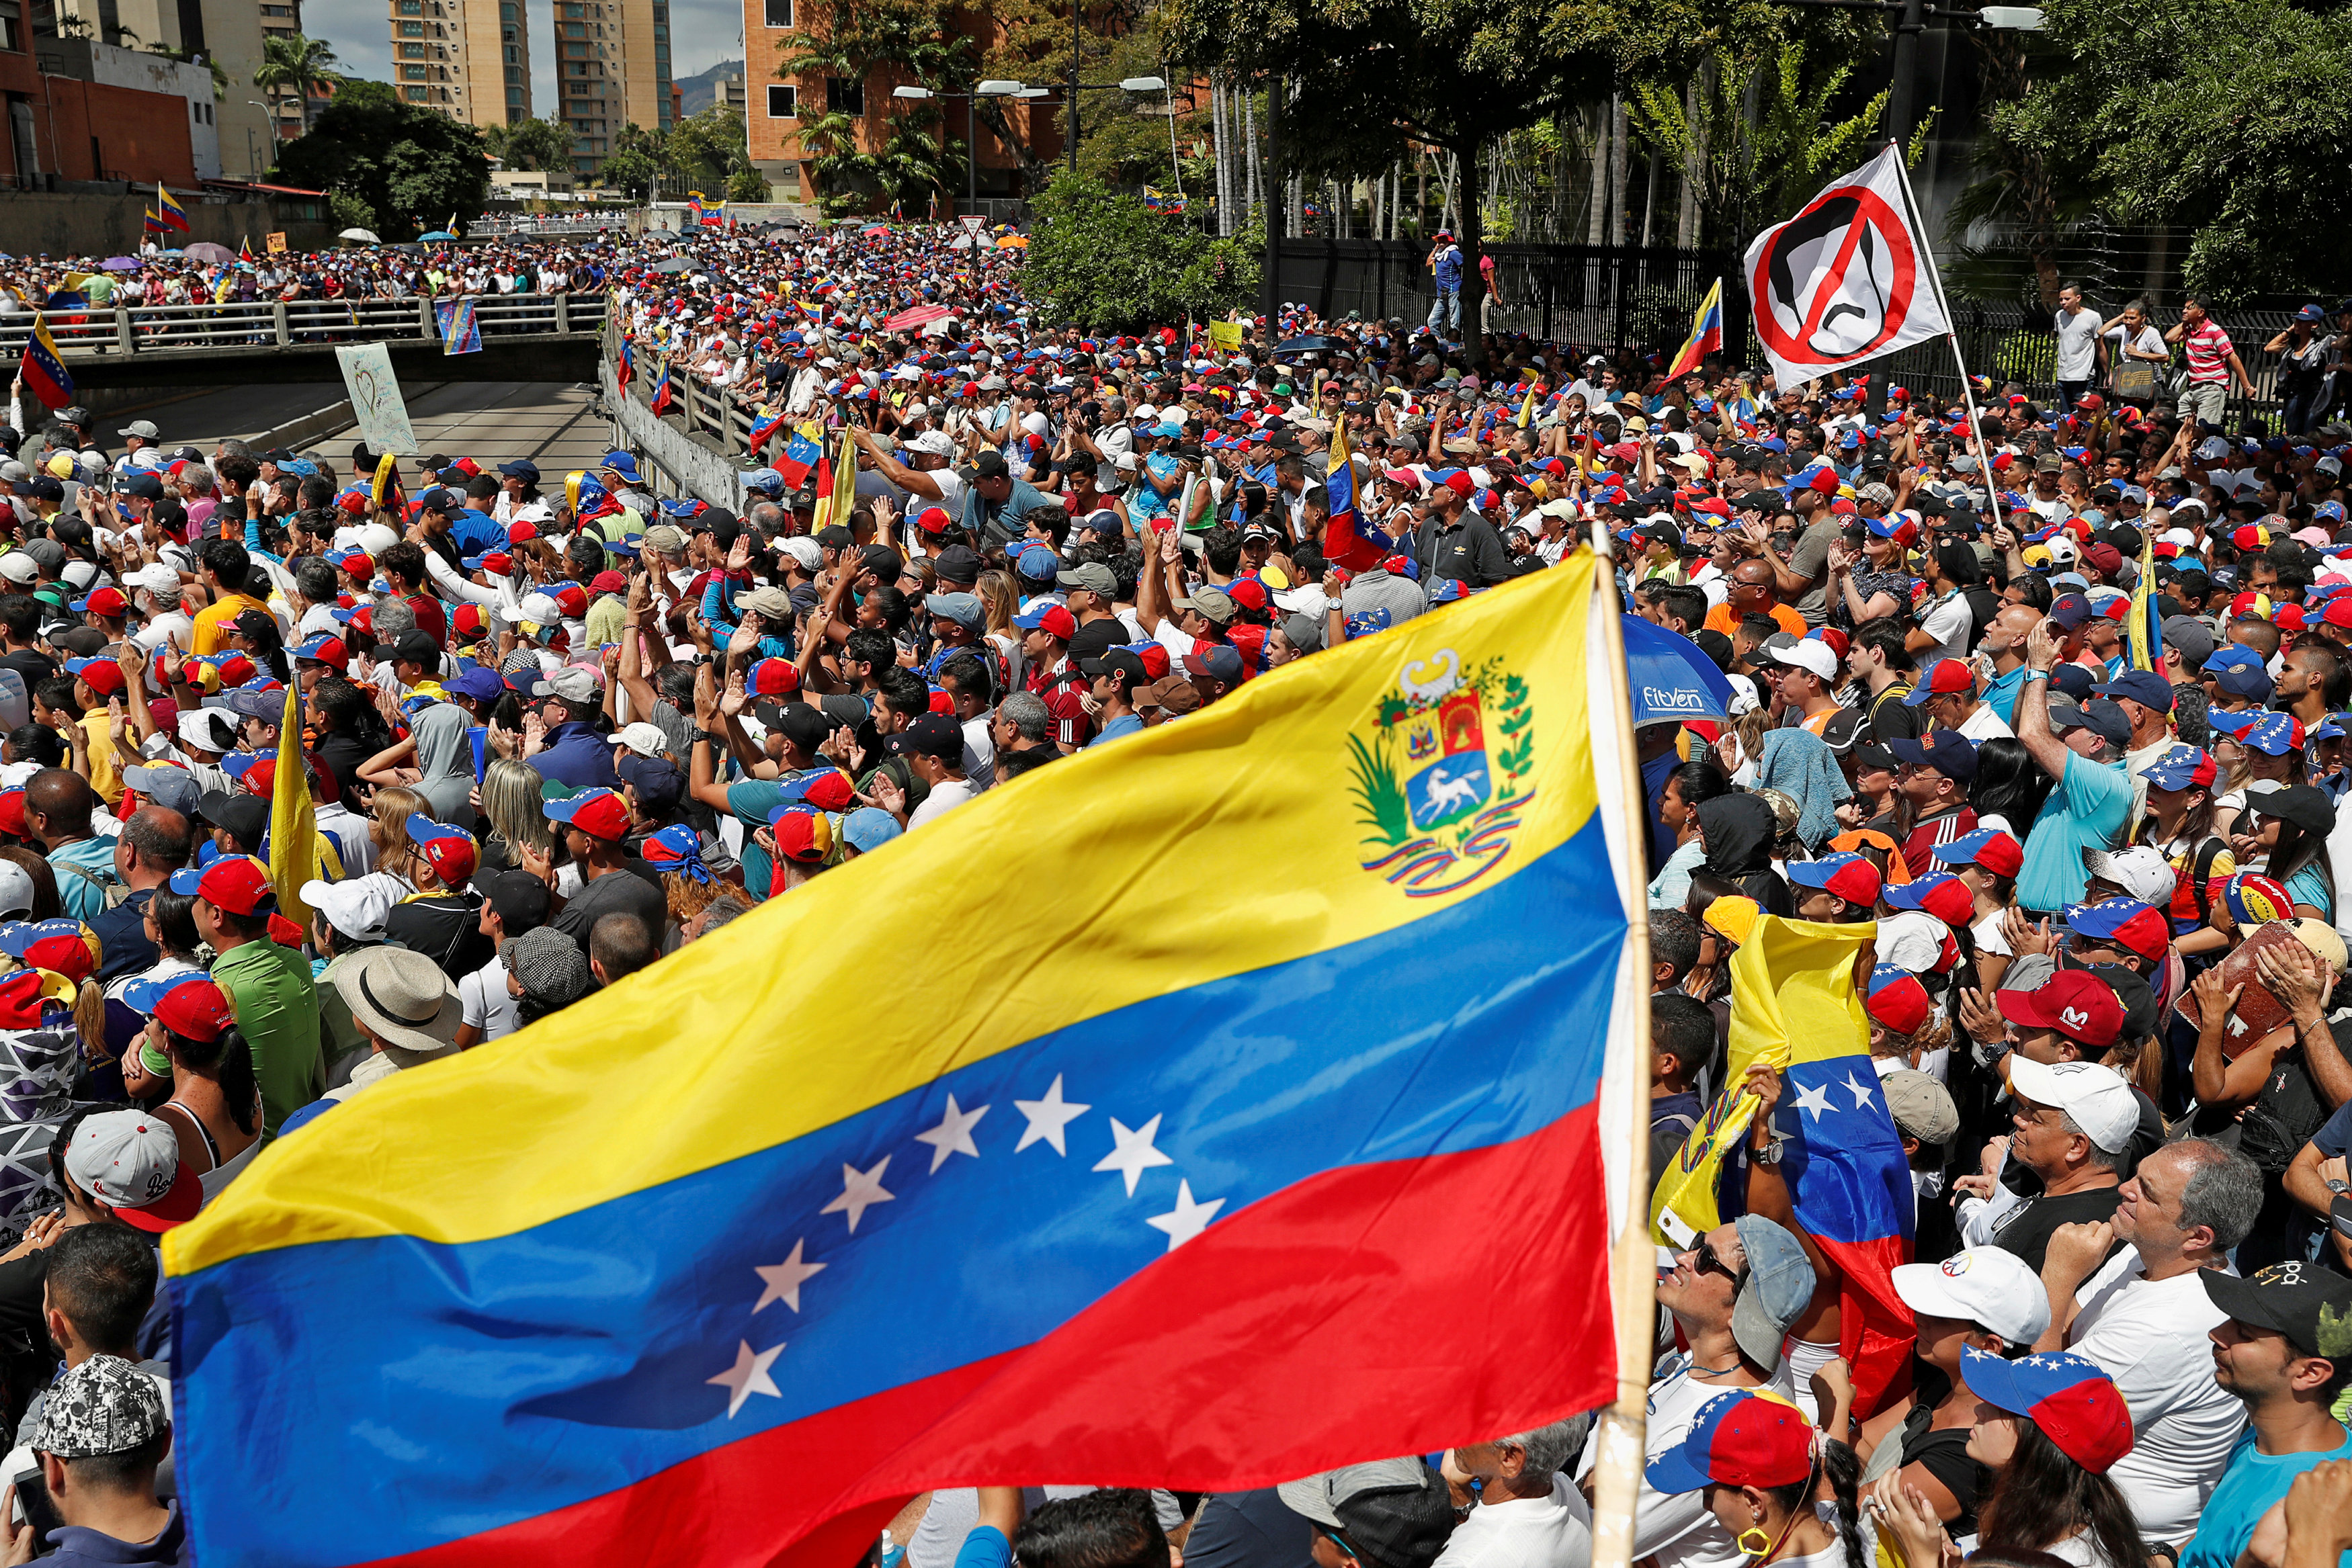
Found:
[1751,183,1919,367]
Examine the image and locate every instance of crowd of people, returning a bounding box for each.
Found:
[0,213,2335,1568]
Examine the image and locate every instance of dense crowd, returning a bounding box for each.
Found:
[0,216,2338,1568]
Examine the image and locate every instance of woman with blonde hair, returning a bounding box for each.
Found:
[475,758,557,880]
[368,784,429,893]
[975,569,1023,688]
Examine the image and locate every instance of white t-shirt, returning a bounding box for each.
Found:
[1585,1353,1793,1568]
[459,954,521,1043]
[2056,308,2103,380]
[2068,1258,2247,1544]
[1917,592,1974,670]
[960,714,996,790]
[1431,1472,1594,1568]
[907,777,976,830]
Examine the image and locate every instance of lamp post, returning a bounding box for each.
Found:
[980,76,1163,189]
[898,81,1025,216]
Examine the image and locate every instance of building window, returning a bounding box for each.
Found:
[767,83,794,118]
[825,77,861,115]
[405,85,427,98]
[402,63,427,77]
[399,42,423,56]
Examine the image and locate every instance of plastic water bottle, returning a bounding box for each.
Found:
[880,1530,907,1568]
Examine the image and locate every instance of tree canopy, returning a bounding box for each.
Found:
[1989,0,2352,300]
[273,79,491,241]
[485,116,571,173]
[1022,171,1258,331]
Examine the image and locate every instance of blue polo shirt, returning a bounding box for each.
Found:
[2016,749,2134,912]
[529,722,621,792]
[1984,663,2028,726]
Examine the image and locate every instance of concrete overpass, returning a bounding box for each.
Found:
[0,293,607,388]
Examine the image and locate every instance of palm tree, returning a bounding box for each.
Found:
[255,33,341,134]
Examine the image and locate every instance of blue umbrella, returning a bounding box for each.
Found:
[419,230,458,241]
[1622,615,1732,725]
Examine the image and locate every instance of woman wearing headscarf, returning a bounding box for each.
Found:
[1697,793,1794,916]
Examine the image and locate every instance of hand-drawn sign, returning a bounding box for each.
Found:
[335,343,418,455]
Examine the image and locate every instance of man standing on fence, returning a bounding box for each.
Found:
[2054,284,2104,411]
[1426,230,1462,341]
[2167,294,2256,426]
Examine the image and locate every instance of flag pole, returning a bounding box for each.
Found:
[1882,139,2006,537]
[1586,525,1656,1568]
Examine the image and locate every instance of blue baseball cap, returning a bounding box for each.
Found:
[2216,664,2275,699]
[2090,670,2173,712]
[2203,646,2266,674]
[2239,713,2306,755]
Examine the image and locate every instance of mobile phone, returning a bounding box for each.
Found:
[13,1463,60,1543]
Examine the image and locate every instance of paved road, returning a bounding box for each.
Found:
[116,379,614,478]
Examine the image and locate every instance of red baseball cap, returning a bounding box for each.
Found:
[169,855,275,917]
[545,787,630,842]
[1998,969,2126,1048]
[405,814,479,884]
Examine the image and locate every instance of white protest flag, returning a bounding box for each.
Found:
[1742,144,1950,390]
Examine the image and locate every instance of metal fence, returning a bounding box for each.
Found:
[1280,237,2336,429]
[0,292,609,359]
[1276,238,1736,351]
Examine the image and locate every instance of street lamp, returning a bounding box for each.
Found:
[896,81,1025,215]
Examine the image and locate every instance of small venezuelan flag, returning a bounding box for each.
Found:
[1667,278,1724,380]
[156,181,190,233]
[164,556,1652,1568]
[17,315,73,410]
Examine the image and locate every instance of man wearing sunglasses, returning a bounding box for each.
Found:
[1609,1215,1814,1568]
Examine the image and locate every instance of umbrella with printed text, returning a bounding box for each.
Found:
[1622,614,1734,725]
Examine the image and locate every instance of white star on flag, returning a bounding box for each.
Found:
[753,1239,825,1313]
[914,1094,990,1174]
[820,1156,895,1233]
[1144,1180,1225,1250]
[707,1338,784,1417]
[1793,1082,1836,1122]
[1093,1113,1174,1196]
[1843,1072,1877,1108]
[1013,1074,1090,1156]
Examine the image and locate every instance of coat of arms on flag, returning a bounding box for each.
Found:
[1349,649,1535,897]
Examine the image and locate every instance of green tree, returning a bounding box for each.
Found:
[599,147,662,200]
[1988,0,2351,300]
[273,79,491,241]
[669,105,757,194]
[725,167,772,202]
[253,33,342,133]
[1023,171,1258,331]
[770,0,976,211]
[147,43,230,101]
[486,116,572,173]
[1166,0,1753,365]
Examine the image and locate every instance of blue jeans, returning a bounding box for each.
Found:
[1427,288,1459,336]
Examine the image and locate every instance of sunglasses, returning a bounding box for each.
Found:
[1693,1236,1747,1286]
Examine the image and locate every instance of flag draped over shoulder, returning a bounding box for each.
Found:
[1652,916,1915,1409]
[1319,421,1388,573]
[163,556,1651,1568]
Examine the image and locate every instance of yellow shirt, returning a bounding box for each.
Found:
[191,593,269,656]
[78,711,120,805]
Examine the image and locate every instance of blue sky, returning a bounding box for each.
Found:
[302,0,744,122]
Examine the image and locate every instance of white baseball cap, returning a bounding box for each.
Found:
[2082,845,2177,906]
[300,875,396,944]
[2007,1056,2140,1153]
[1891,1246,2050,1346]
[1767,639,1839,683]
[612,722,668,758]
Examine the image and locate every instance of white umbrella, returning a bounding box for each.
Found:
[339,228,381,244]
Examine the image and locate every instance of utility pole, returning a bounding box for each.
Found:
[1066,0,1080,174]
[1865,0,1924,420]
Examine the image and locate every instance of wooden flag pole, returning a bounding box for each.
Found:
[1883,139,2007,537]
[1586,527,1656,1568]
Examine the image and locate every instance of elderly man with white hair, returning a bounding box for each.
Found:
[1437,1416,1595,1568]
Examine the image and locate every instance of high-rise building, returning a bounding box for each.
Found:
[386,0,529,124]
[554,0,668,179]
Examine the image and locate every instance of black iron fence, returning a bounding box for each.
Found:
[1274,236,2339,430]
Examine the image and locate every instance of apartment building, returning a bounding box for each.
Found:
[552,0,668,178]
[45,0,278,176]
[388,0,528,124]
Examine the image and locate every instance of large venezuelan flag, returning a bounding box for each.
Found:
[1649,917,1914,1409]
[165,556,1652,1568]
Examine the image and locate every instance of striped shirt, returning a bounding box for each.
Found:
[2181,318,2234,385]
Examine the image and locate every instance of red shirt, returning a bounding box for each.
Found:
[1900,806,1978,880]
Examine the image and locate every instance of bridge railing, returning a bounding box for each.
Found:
[0,292,610,359]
